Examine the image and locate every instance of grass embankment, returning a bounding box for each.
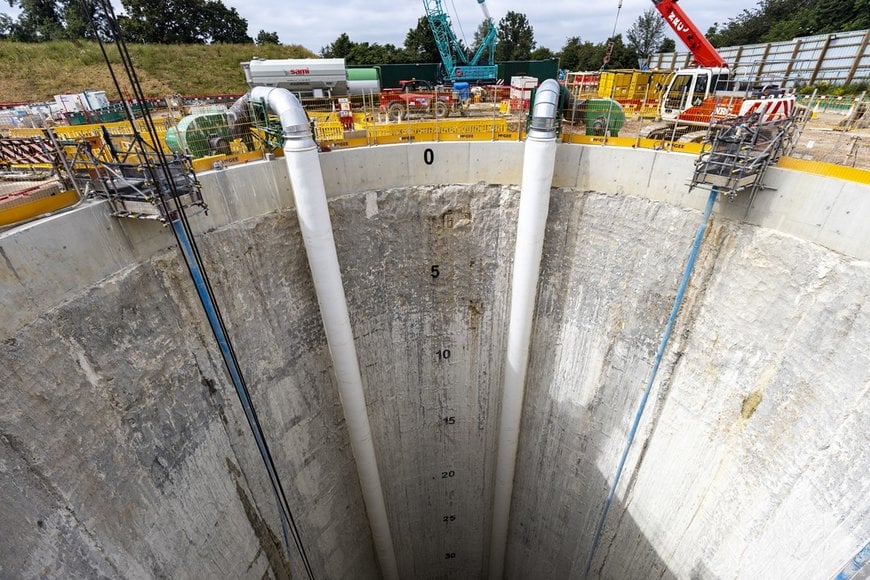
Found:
[0,41,316,103]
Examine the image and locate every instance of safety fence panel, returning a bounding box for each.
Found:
[650,29,870,85]
[3,87,867,189]
[0,137,54,165]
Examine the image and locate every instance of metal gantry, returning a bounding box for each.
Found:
[691,108,795,200]
[59,131,206,222]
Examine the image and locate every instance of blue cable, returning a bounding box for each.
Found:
[835,540,870,580]
[584,186,719,578]
[171,220,299,570]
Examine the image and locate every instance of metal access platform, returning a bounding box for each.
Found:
[61,131,206,222]
[690,111,795,200]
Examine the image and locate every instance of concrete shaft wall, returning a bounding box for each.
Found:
[0,143,867,579]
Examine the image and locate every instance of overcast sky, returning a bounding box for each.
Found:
[2,0,763,54]
[223,0,763,53]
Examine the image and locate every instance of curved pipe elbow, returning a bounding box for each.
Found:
[528,78,561,140]
[250,86,314,149]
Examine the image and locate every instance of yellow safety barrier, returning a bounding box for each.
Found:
[4,112,869,189]
[8,120,174,155]
[8,116,180,141]
[191,149,278,173]
[0,187,79,227]
[341,118,521,147]
[561,133,705,155]
[777,157,870,185]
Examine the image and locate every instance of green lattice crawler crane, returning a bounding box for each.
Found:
[423,0,498,82]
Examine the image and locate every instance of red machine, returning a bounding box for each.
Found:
[651,0,726,68]
[379,79,454,121]
[644,0,795,139]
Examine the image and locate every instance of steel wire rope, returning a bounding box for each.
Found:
[601,0,624,70]
[449,0,469,54]
[86,2,315,577]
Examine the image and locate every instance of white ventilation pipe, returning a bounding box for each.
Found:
[489,79,561,580]
[251,86,400,580]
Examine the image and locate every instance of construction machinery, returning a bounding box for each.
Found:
[643,0,796,140]
[423,0,498,82]
[380,79,455,120]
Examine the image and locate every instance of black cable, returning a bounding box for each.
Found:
[103,16,315,574]
[85,2,315,576]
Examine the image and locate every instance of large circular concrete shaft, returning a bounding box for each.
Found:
[1,143,867,579]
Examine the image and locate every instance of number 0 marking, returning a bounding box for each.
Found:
[424,148,434,165]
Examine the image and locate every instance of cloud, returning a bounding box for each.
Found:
[0,0,762,55]
[227,0,762,53]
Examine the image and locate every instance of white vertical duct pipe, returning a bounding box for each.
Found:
[251,87,399,580]
[489,79,561,580]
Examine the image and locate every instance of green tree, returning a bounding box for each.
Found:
[256,30,280,45]
[203,1,250,43]
[626,7,665,66]
[119,0,250,44]
[347,41,407,65]
[320,32,354,58]
[6,0,64,41]
[530,46,554,60]
[850,0,870,29]
[658,37,676,53]
[558,34,637,71]
[814,0,869,31]
[702,0,856,46]
[495,11,535,61]
[558,36,596,71]
[601,34,638,69]
[59,0,101,40]
[0,13,14,38]
[404,16,440,62]
[321,33,407,64]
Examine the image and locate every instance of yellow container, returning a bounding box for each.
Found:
[598,70,671,100]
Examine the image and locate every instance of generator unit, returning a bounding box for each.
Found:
[242,58,349,97]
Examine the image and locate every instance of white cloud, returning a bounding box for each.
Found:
[0,0,763,54]
[226,0,762,53]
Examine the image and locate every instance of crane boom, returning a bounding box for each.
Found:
[651,0,727,68]
[423,0,498,81]
[469,0,497,68]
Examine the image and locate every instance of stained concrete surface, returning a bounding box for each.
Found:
[1,143,868,579]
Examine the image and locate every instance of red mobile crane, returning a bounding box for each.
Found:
[645,0,795,140]
[652,0,726,68]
